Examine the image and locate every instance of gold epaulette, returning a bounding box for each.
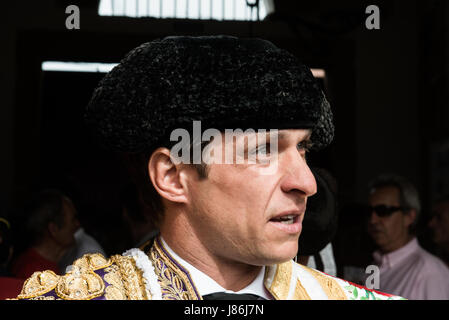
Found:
[16,253,149,300]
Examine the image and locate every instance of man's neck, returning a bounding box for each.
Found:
[160,232,261,292]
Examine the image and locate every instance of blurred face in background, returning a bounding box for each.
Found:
[51,198,80,249]
[429,200,449,248]
[367,186,415,254]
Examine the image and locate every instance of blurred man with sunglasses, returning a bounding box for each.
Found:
[366,174,449,299]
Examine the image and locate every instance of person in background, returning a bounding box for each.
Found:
[58,225,106,273]
[0,217,13,276]
[332,203,376,286]
[11,189,80,279]
[428,194,449,267]
[366,173,449,299]
[0,216,24,299]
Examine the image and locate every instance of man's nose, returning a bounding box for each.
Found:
[368,209,381,225]
[280,151,317,197]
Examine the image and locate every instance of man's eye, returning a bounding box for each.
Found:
[250,143,270,156]
[297,140,313,152]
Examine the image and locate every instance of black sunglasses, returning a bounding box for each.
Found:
[365,205,408,217]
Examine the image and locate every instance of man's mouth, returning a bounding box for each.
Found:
[368,227,383,235]
[268,211,303,234]
[270,214,298,225]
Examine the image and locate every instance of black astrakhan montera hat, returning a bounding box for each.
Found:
[85,35,334,153]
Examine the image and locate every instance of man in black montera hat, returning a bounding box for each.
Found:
[15,36,402,300]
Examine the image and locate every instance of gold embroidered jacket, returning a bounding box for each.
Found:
[14,237,403,300]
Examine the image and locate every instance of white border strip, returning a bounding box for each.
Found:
[42,61,118,73]
[42,62,325,81]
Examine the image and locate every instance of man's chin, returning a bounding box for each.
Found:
[249,256,294,267]
[260,244,298,265]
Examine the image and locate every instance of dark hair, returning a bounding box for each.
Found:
[22,189,69,246]
[121,138,211,228]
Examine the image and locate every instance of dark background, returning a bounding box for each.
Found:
[1,0,448,276]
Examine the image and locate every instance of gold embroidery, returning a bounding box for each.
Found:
[303,266,347,300]
[149,240,200,300]
[55,266,105,300]
[72,253,112,271]
[111,255,149,300]
[104,264,127,300]
[104,265,122,288]
[28,295,62,300]
[18,270,59,299]
[105,285,127,300]
[265,261,292,300]
[292,279,311,300]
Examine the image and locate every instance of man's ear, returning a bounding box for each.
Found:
[405,209,417,227]
[47,222,59,238]
[148,148,188,204]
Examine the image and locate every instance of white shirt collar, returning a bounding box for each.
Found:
[160,237,272,299]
